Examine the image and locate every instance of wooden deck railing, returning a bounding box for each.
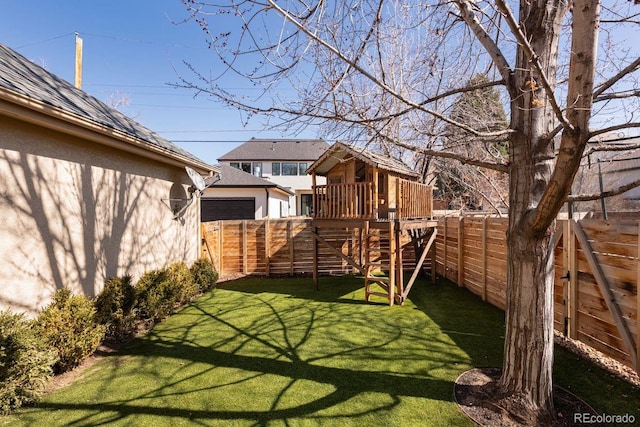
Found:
[314,182,374,219]
[397,180,433,219]
[313,179,433,220]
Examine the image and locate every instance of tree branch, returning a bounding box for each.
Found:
[266,0,512,139]
[494,0,573,132]
[567,177,640,202]
[593,56,640,99]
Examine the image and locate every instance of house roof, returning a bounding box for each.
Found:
[575,136,640,200]
[206,164,294,195]
[307,141,419,178]
[0,43,215,174]
[218,138,330,161]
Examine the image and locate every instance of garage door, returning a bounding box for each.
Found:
[201,198,255,221]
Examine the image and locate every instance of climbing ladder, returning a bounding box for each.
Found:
[363,221,438,306]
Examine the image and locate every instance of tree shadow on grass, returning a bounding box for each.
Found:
[17,279,473,426]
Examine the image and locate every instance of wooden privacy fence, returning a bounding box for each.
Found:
[436,216,639,373]
[201,219,421,278]
[202,217,639,373]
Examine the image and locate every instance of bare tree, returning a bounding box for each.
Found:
[176,0,640,422]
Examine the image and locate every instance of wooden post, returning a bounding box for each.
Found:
[312,172,317,217]
[288,220,295,276]
[372,167,379,219]
[242,220,248,275]
[388,220,396,306]
[569,220,578,340]
[457,216,464,287]
[481,216,488,302]
[395,221,404,302]
[265,219,270,276]
[74,33,83,89]
[219,221,224,276]
[431,228,437,284]
[637,222,639,373]
[313,225,319,290]
[443,217,448,280]
[562,220,570,336]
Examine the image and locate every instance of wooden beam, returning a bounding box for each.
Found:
[572,220,637,369]
[396,222,404,302]
[443,217,448,280]
[637,222,639,373]
[403,229,437,299]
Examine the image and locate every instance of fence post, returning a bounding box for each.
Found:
[265,219,270,276]
[482,216,488,302]
[242,220,248,275]
[288,220,294,276]
[637,222,640,373]
[219,221,224,276]
[458,216,464,287]
[443,217,448,280]
[569,220,578,340]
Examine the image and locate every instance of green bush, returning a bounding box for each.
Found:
[135,269,176,322]
[135,263,199,322]
[95,276,137,341]
[167,261,199,304]
[190,258,219,292]
[0,311,57,414]
[35,288,105,374]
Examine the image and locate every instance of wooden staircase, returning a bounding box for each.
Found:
[363,221,437,306]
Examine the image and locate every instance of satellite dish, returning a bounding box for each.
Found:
[185,166,206,192]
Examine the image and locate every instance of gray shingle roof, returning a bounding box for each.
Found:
[308,141,419,178]
[0,43,211,170]
[218,138,330,161]
[208,164,294,195]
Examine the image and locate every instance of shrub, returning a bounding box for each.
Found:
[95,276,137,341]
[190,258,219,292]
[35,288,105,374]
[135,269,176,322]
[167,261,199,304]
[0,311,57,414]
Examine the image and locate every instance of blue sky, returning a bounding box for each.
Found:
[0,0,319,165]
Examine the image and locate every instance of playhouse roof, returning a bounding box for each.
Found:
[307,141,420,178]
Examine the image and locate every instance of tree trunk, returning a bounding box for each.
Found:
[497,0,568,422]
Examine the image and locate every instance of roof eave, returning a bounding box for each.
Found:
[0,88,217,175]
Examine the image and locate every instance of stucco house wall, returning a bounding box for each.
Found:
[0,42,216,316]
[0,115,204,315]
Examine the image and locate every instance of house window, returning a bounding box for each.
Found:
[241,162,251,174]
[298,162,308,175]
[252,162,262,177]
[230,162,240,169]
[272,162,281,176]
[282,162,298,176]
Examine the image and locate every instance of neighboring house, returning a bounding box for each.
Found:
[218,138,329,216]
[201,164,294,220]
[0,43,218,315]
[572,134,640,217]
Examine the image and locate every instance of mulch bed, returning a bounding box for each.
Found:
[454,367,603,427]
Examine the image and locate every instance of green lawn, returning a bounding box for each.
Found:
[3,276,639,426]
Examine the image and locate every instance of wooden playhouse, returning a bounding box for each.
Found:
[307,142,438,305]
